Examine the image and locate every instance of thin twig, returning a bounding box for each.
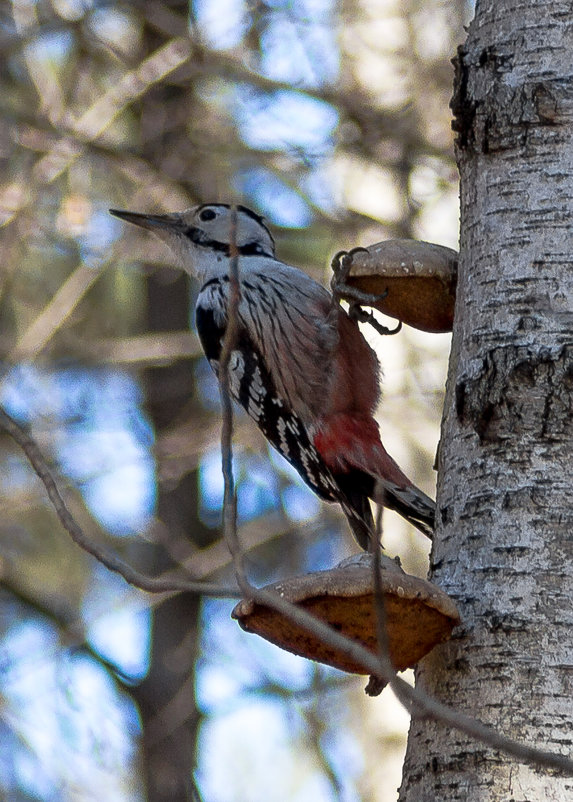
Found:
[369,526,398,698]
[218,204,252,595]
[0,405,239,599]
[248,583,573,775]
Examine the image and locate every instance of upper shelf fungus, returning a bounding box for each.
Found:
[232,553,460,695]
[331,240,458,333]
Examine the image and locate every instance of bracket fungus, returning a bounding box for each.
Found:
[232,553,460,694]
[332,240,458,333]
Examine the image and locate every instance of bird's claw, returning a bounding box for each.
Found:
[330,247,369,296]
[331,248,401,336]
[349,305,402,335]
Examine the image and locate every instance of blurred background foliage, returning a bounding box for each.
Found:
[0,0,467,799]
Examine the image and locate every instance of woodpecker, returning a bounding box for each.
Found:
[109,203,435,549]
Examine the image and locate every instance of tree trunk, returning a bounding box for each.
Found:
[133,264,207,802]
[399,1,573,799]
[127,8,215,798]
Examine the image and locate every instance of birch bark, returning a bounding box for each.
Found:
[399,1,573,799]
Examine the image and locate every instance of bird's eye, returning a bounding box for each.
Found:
[199,208,217,222]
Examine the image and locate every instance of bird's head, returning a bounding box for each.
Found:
[110,203,276,281]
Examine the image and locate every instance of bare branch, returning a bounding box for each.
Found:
[78,331,202,366]
[9,262,107,362]
[3,402,573,775]
[0,405,239,599]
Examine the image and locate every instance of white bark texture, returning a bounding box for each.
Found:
[399,1,573,800]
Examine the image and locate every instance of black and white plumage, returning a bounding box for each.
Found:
[110,203,435,549]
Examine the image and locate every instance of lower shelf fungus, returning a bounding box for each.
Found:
[232,553,460,696]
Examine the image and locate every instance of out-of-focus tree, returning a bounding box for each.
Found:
[0,0,463,799]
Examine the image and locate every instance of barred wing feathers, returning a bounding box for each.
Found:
[195,271,375,546]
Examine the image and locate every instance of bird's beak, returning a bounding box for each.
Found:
[109,209,181,233]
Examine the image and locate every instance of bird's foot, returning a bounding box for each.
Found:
[331,248,401,336]
[349,305,402,336]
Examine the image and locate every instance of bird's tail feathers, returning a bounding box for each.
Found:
[374,479,435,539]
[337,487,376,552]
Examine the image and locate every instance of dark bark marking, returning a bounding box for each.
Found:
[456,345,573,443]
[532,82,560,125]
[451,40,571,155]
[450,45,475,150]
